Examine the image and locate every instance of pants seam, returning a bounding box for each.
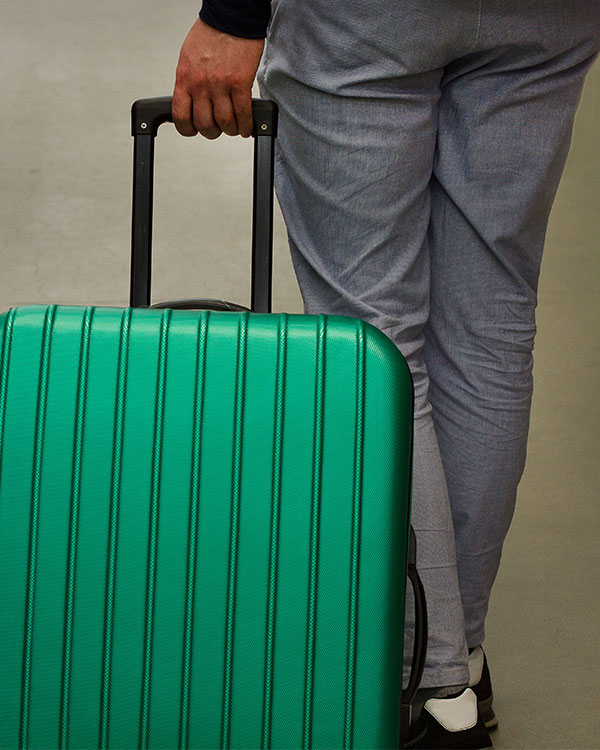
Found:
[468,0,483,54]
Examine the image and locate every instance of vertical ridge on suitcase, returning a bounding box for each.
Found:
[261,311,287,750]
[180,311,209,749]
[344,319,366,750]
[60,305,94,748]
[21,304,57,749]
[302,314,325,750]
[0,308,16,476]
[140,308,171,749]
[221,311,249,750]
[100,307,132,749]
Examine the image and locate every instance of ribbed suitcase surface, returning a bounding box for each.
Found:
[0,304,413,750]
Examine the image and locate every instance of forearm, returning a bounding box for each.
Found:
[199,0,271,39]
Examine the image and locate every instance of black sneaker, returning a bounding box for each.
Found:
[468,647,498,731]
[403,688,493,749]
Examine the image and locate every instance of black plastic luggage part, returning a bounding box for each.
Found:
[130,97,277,312]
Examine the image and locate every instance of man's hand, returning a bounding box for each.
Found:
[172,18,265,139]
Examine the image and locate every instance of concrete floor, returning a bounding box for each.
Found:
[1,2,599,748]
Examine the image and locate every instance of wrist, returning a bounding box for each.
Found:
[199,0,270,40]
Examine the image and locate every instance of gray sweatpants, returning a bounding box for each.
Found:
[258,0,600,687]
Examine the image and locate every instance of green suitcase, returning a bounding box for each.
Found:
[0,99,425,749]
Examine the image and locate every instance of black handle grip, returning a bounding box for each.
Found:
[150,298,250,313]
[131,96,173,136]
[130,96,278,311]
[131,96,278,137]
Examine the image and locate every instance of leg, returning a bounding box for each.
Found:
[425,0,600,648]
[258,0,485,688]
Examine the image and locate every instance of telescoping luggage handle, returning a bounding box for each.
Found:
[130,96,278,312]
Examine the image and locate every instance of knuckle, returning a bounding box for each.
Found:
[201,129,221,141]
[193,114,219,139]
[228,74,244,90]
[214,111,237,135]
[193,118,210,134]
[189,78,207,96]
[216,115,235,130]
[174,122,197,138]
[175,63,191,84]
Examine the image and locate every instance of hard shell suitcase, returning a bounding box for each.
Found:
[0,98,426,749]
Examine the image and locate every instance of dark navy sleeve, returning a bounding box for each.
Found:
[199,0,271,39]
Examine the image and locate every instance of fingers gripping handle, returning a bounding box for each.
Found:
[130,97,278,310]
[131,96,278,136]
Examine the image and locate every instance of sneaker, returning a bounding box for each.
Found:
[468,647,498,730]
[403,688,493,749]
